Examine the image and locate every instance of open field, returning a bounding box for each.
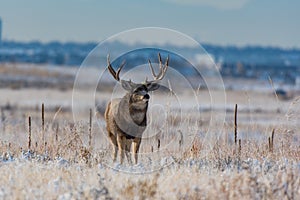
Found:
[0,64,299,199]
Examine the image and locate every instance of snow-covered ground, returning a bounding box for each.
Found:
[0,64,299,199]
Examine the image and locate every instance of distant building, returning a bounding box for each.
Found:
[0,17,2,44]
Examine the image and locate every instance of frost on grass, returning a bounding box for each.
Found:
[0,140,299,199]
[0,89,300,199]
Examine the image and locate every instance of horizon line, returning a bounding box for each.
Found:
[1,39,300,51]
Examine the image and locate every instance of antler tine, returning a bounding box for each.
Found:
[158,53,163,69]
[147,53,169,81]
[165,55,169,67]
[156,53,169,80]
[148,59,157,78]
[116,61,126,80]
[162,55,169,76]
[107,54,117,80]
[107,54,125,81]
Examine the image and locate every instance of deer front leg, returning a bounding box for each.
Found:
[117,135,125,164]
[125,139,132,165]
[132,138,141,165]
[108,132,118,162]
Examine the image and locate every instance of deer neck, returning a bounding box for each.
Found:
[114,94,146,138]
[126,93,148,126]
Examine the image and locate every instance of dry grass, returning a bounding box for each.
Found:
[0,88,299,199]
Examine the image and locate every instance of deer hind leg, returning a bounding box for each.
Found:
[132,138,141,165]
[125,139,132,165]
[108,132,118,162]
[117,135,125,164]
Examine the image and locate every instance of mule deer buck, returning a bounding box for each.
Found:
[104,53,169,164]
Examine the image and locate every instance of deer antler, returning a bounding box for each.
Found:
[107,54,126,81]
[148,53,169,82]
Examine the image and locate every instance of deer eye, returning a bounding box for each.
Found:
[133,89,140,93]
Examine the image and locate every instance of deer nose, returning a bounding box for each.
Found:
[144,94,150,100]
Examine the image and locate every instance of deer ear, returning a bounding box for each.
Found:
[121,80,134,91]
[147,82,160,91]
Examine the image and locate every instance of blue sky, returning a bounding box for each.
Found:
[0,0,299,48]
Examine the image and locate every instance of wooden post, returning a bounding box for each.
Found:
[28,116,32,150]
[89,108,92,148]
[238,139,241,156]
[42,103,45,148]
[234,104,238,145]
[42,103,45,132]
[271,128,275,152]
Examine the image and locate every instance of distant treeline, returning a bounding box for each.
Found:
[0,40,299,68]
[0,41,95,65]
